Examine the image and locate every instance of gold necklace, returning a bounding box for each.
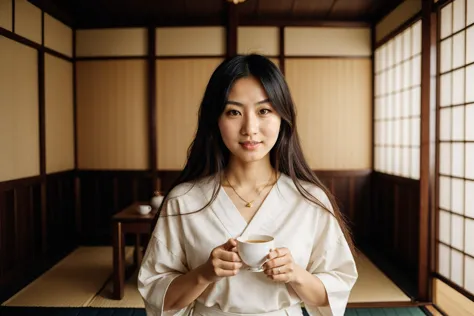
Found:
[224,172,274,208]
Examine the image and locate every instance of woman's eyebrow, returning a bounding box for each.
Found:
[226,98,270,106]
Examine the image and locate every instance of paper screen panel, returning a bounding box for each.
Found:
[156,27,225,56]
[0,0,12,31]
[285,27,371,57]
[285,58,372,169]
[156,58,223,170]
[14,0,41,44]
[45,54,74,174]
[76,60,148,170]
[76,28,147,57]
[0,37,39,181]
[237,27,279,56]
[44,13,73,58]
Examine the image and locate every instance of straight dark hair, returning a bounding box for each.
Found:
[155,54,355,255]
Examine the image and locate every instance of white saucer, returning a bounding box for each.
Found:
[247,267,264,272]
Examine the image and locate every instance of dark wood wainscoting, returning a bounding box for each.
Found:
[76,170,155,244]
[0,170,76,302]
[315,170,371,240]
[363,171,420,298]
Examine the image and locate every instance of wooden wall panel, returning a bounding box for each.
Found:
[376,0,422,43]
[368,172,420,286]
[0,36,39,182]
[0,172,76,302]
[285,58,372,170]
[156,58,223,170]
[77,171,154,244]
[76,60,148,170]
[0,0,12,31]
[76,28,147,57]
[45,54,74,174]
[285,27,371,57]
[156,27,226,56]
[14,0,42,44]
[237,27,279,56]
[44,13,73,58]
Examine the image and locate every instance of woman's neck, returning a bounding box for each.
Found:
[224,157,275,189]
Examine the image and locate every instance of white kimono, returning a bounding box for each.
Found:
[138,173,358,316]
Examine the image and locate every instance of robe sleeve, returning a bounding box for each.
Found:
[304,192,358,316]
[137,198,193,316]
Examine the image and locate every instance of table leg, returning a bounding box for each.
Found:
[113,221,124,300]
[134,233,142,266]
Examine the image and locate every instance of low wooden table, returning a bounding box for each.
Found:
[112,202,157,300]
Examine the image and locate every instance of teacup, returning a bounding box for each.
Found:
[236,234,274,272]
[137,205,152,215]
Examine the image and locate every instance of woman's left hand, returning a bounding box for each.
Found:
[263,247,297,283]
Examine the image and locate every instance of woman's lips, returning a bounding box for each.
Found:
[240,141,262,150]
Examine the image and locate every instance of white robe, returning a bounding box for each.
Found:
[138,173,358,316]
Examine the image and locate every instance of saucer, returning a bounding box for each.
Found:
[247,267,264,272]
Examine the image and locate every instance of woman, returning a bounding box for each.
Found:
[138,54,358,316]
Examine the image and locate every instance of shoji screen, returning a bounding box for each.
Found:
[374,20,422,179]
[436,0,474,298]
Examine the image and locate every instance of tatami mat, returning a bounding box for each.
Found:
[350,252,411,302]
[2,246,410,308]
[2,247,133,307]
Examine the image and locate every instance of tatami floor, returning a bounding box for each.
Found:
[1,246,411,308]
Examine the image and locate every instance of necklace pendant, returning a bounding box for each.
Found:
[245,202,252,208]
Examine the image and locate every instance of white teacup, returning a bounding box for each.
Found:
[137,205,152,215]
[236,234,274,272]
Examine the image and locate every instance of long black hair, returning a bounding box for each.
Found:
[155,54,354,254]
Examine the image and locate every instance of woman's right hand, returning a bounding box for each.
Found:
[199,238,243,284]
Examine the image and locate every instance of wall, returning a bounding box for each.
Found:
[74,25,372,242]
[0,0,75,301]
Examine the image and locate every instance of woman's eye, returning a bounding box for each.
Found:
[259,109,271,115]
[227,110,241,116]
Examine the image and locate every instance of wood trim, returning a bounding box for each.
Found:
[0,27,72,62]
[147,26,157,189]
[433,0,453,10]
[240,19,370,28]
[284,55,371,59]
[372,171,419,185]
[375,13,422,49]
[279,27,284,74]
[371,23,375,171]
[73,28,77,170]
[418,0,434,301]
[75,56,147,61]
[156,55,226,59]
[226,2,238,57]
[11,0,14,33]
[348,302,428,308]
[0,176,42,191]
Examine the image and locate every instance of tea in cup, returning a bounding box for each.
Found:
[236,234,274,272]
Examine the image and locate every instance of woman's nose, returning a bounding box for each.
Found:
[241,113,259,135]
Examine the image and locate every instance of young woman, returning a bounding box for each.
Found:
[138,54,358,316]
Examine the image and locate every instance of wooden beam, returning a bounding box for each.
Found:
[226,2,238,57]
[279,27,284,74]
[418,0,435,302]
[147,26,158,190]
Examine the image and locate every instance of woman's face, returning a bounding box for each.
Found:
[218,76,281,164]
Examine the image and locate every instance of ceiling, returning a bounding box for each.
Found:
[29,0,405,29]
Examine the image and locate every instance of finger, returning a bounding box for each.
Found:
[216,267,240,277]
[216,259,243,270]
[223,238,237,250]
[263,256,290,270]
[216,249,241,262]
[267,247,289,260]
